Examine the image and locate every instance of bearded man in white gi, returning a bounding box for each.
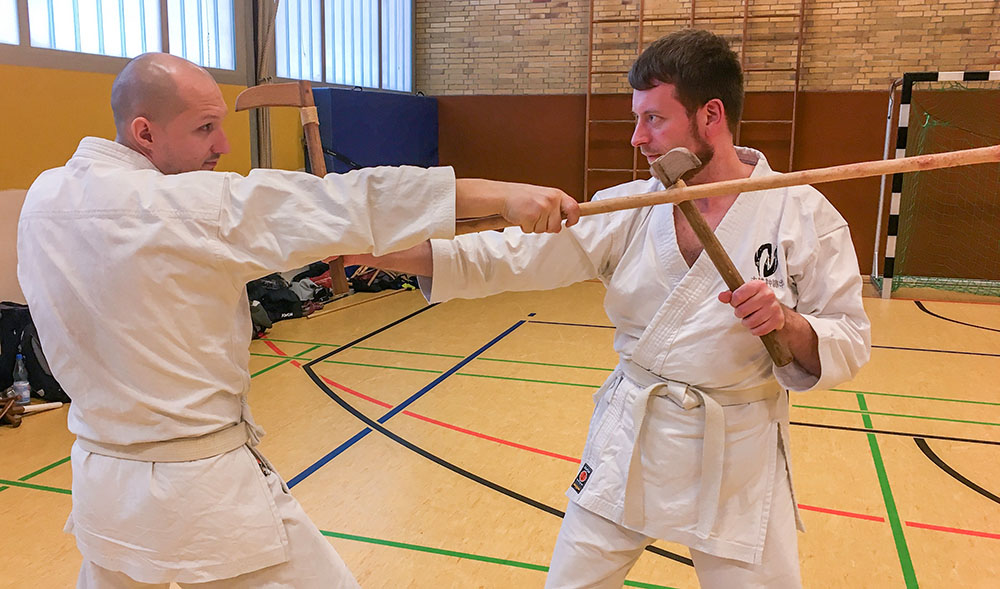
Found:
[347,29,871,588]
[17,53,580,588]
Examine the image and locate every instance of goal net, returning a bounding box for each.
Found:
[875,71,1000,298]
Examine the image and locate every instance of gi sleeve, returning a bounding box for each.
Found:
[776,219,872,392]
[424,205,636,304]
[216,165,456,281]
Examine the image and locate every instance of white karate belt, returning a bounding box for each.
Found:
[620,359,782,539]
[76,395,266,462]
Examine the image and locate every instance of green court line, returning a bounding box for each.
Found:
[353,345,464,359]
[250,345,322,378]
[793,404,1000,428]
[17,455,70,480]
[476,356,614,372]
[0,475,674,587]
[255,346,997,422]
[253,349,615,373]
[0,455,72,494]
[258,338,617,372]
[360,346,615,372]
[251,354,605,388]
[320,530,677,588]
[260,342,996,411]
[320,359,442,375]
[832,387,1000,407]
[251,358,293,377]
[857,393,918,588]
[0,478,72,495]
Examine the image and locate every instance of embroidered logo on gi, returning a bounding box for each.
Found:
[755,243,779,277]
[753,243,785,288]
[571,464,593,493]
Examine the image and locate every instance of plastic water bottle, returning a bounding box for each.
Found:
[12,353,30,406]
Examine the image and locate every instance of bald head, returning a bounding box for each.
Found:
[111,53,216,139]
[110,53,230,174]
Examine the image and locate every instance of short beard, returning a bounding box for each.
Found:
[689,115,715,169]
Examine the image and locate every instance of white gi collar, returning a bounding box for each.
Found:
[73,136,162,172]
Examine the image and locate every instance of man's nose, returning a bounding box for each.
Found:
[214,130,231,155]
[630,123,646,148]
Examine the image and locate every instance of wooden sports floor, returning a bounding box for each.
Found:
[1,283,998,588]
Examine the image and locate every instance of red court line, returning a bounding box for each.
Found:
[905,521,1000,540]
[797,504,884,522]
[261,340,999,538]
[404,411,580,463]
[262,340,577,462]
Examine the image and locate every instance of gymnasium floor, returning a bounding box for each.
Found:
[1,283,998,588]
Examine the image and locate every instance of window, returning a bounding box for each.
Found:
[0,0,17,45]
[326,0,377,88]
[167,0,235,70]
[276,0,413,92]
[10,0,236,72]
[379,0,410,92]
[27,0,161,58]
[276,0,322,82]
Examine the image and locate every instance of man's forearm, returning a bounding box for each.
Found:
[780,306,821,376]
[343,241,433,277]
[455,179,505,219]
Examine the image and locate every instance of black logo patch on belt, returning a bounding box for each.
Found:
[571,463,593,493]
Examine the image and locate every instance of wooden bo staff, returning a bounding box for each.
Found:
[0,399,64,428]
[454,144,1000,235]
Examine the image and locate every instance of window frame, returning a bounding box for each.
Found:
[269,0,415,95]
[0,0,252,86]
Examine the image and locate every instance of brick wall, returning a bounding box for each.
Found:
[414,0,1000,95]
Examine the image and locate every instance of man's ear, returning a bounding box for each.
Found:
[129,117,155,153]
[703,98,726,129]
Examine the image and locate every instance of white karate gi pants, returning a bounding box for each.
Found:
[545,445,801,589]
[76,465,359,589]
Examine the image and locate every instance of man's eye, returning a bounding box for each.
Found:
[201,123,213,131]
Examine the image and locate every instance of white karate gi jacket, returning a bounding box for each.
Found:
[17,137,456,582]
[425,148,870,564]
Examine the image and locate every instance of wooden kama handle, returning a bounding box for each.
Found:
[674,193,794,367]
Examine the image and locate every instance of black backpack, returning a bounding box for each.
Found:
[0,302,30,391]
[247,274,304,323]
[0,302,71,403]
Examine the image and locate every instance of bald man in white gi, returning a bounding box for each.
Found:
[17,53,579,587]
[349,30,871,588]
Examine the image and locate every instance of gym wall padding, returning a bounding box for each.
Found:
[312,88,438,173]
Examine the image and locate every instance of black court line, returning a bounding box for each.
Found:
[790,421,1000,447]
[287,304,439,487]
[302,316,693,567]
[914,300,1000,333]
[914,438,1000,505]
[527,320,616,329]
[871,344,1000,358]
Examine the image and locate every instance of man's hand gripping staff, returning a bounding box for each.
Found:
[649,148,795,367]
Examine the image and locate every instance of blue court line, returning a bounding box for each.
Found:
[287,319,529,488]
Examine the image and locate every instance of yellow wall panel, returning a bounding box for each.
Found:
[0,64,253,190]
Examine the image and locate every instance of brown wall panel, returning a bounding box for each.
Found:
[793,91,889,274]
[437,95,586,201]
[438,91,891,272]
